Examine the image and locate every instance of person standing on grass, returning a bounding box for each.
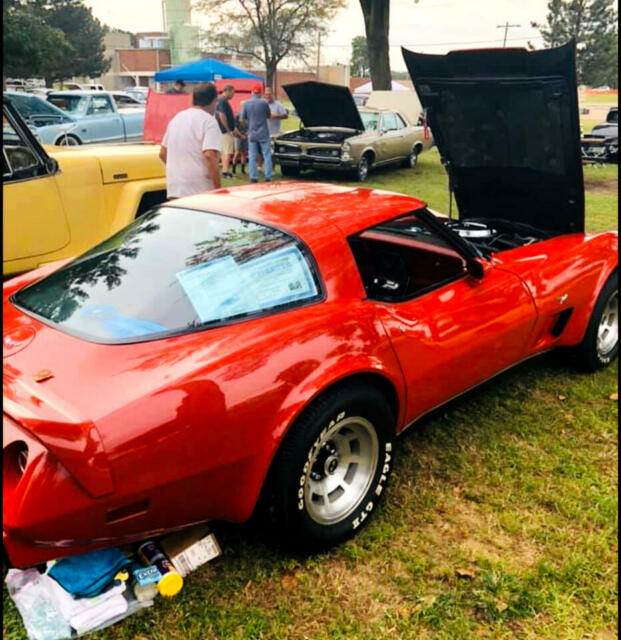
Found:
[158,83,222,198]
[265,87,288,137]
[232,111,248,175]
[241,83,272,183]
[216,85,236,179]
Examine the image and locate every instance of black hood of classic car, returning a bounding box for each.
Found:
[402,40,584,235]
[283,81,365,131]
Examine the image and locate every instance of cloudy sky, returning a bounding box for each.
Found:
[82,0,612,71]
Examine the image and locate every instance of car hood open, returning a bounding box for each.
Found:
[402,40,584,235]
[283,81,364,131]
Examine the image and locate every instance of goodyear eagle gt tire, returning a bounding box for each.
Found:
[267,384,395,552]
[572,270,618,371]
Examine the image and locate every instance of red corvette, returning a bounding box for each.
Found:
[3,43,618,568]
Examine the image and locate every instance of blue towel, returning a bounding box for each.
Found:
[47,548,130,599]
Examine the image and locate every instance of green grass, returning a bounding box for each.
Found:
[3,151,617,640]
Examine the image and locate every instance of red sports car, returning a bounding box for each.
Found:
[3,43,618,568]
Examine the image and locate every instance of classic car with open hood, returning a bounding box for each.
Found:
[3,43,617,569]
[581,106,618,163]
[273,81,433,181]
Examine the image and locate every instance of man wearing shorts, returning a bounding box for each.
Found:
[216,85,236,178]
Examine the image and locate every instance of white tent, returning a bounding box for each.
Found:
[353,80,409,95]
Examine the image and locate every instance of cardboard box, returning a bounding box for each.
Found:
[160,524,221,578]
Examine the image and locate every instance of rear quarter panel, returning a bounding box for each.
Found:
[493,231,618,350]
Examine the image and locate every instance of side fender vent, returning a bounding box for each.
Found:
[551,308,574,337]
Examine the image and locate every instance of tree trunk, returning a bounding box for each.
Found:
[265,61,277,92]
[359,0,391,90]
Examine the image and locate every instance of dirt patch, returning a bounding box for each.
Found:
[584,178,618,194]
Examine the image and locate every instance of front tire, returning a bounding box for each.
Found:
[56,134,81,146]
[280,164,300,178]
[571,271,618,371]
[266,384,395,553]
[356,154,371,182]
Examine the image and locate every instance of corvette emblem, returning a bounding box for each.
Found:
[557,294,569,304]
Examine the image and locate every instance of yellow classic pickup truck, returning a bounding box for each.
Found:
[3,96,167,277]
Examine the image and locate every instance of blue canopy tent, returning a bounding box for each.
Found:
[154,58,264,83]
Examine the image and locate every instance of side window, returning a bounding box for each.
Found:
[88,96,114,115]
[382,112,398,131]
[394,113,406,129]
[348,211,466,302]
[2,113,44,181]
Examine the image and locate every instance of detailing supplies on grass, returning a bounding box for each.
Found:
[42,574,128,636]
[47,548,130,598]
[160,524,222,577]
[5,569,72,640]
[137,540,183,597]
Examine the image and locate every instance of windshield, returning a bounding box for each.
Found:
[607,109,618,124]
[360,111,380,131]
[13,207,323,343]
[48,95,89,114]
[7,93,67,119]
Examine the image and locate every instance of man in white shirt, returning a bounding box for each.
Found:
[265,87,288,137]
[159,83,222,198]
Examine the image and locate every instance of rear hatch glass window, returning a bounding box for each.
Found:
[12,207,323,343]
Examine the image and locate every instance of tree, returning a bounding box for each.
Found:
[3,0,72,80]
[42,0,110,85]
[350,35,370,77]
[359,0,391,90]
[532,0,618,87]
[194,0,347,90]
[3,0,109,86]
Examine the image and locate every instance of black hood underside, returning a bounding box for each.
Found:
[283,81,364,131]
[402,41,584,235]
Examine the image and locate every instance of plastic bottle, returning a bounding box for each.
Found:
[136,540,183,597]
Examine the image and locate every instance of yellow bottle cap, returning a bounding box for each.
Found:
[158,571,183,597]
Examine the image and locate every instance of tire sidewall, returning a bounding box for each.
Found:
[357,156,370,181]
[282,388,394,550]
[583,271,618,370]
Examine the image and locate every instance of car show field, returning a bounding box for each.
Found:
[2,4,618,634]
[3,135,618,640]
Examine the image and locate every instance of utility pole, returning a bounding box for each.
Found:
[496,21,521,47]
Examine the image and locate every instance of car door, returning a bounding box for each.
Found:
[3,101,70,272]
[85,95,124,142]
[376,112,407,163]
[347,210,538,425]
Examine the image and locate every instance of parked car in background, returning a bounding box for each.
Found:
[111,91,146,108]
[2,96,166,277]
[273,81,433,181]
[62,82,105,91]
[125,87,148,103]
[581,106,618,163]
[6,90,144,146]
[43,90,145,145]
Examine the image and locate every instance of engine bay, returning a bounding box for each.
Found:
[278,129,358,145]
[443,218,552,254]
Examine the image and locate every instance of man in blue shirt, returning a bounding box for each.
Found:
[241,83,272,183]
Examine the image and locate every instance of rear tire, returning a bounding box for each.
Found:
[265,384,395,553]
[402,147,420,168]
[570,271,618,371]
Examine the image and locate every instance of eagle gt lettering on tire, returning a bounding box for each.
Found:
[266,384,395,552]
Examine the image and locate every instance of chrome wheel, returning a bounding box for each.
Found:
[409,151,418,168]
[304,416,379,525]
[597,289,618,356]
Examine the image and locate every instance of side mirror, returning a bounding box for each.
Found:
[45,157,59,175]
[466,258,490,280]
